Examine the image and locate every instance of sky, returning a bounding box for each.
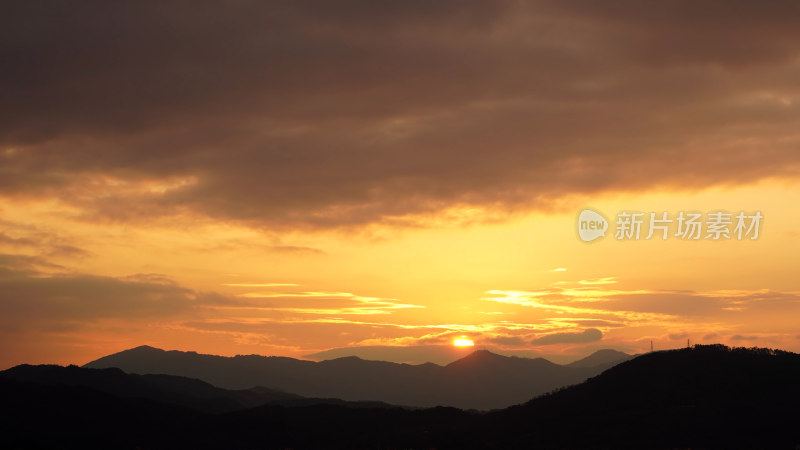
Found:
[1,0,800,368]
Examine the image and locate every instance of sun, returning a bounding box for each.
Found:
[453,337,475,347]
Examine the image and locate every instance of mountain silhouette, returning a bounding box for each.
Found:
[485,344,800,448]
[84,345,627,409]
[0,364,394,413]
[565,348,631,368]
[3,344,800,449]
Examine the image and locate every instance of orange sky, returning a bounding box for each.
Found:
[1,1,800,368]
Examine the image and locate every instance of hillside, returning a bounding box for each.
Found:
[486,344,800,448]
[3,345,800,449]
[84,346,625,409]
[0,364,395,413]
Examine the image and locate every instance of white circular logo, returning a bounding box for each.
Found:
[577,209,608,242]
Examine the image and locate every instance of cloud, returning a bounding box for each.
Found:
[730,334,760,341]
[0,225,91,260]
[266,246,326,255]
[0,253,63,274]
[486,335,527,347]
[483,286,800,324]
[228,289,424,315]
[482,283,800,351]
[178,316,589,358]
[579,277,617,285]
[567,319,625,328]
[531,328,603,345]
[0,232,35,247]
[482,288,675,324]
[542,0,800,66]
[0,269,201,330]
[0,253,258,336]
[1,1,800,229]
[0,252,425,351]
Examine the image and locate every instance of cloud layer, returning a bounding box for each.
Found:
[530,328,603,345]
[2,1,800,229]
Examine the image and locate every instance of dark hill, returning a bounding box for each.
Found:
[566,348,632,368]
[1,364,261,413]
[84,346,624,410]
[3,345,800,449]
[0,364,394,414]
[487,344,800,448]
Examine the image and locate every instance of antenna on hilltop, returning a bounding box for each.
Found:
[650,340,653,352]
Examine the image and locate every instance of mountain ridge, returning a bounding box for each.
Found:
[3,345,799,449]
[84,346,630,410]
[0,364,396,413]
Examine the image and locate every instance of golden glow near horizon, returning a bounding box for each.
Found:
[1,179,800,367]
[454,338,475,347]
[3,1,800,369]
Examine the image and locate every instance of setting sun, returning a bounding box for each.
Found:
[454,338,475,347]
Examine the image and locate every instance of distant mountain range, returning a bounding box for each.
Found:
[0,364,394,414]
[2,345,799,449]
[83,346,631,410]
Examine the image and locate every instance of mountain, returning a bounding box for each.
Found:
[305,344,477,365]
[486,344,800,448]
[4,345,800,449]
[0,364,394,413]
[566,348,633,368]
[0,373,474,450]
[84,346,627,410]
[1,364,252,413]
[0,374,200,449]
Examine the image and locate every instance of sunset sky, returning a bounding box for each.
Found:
[2,1,800,368]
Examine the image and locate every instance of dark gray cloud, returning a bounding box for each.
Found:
[0,256,216,330]
[549,0,800,66]
[2,1,800,229]
[531,328,602,345]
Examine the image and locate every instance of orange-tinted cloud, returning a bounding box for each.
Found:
[530,328,603,346]
[1,1,800,229]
